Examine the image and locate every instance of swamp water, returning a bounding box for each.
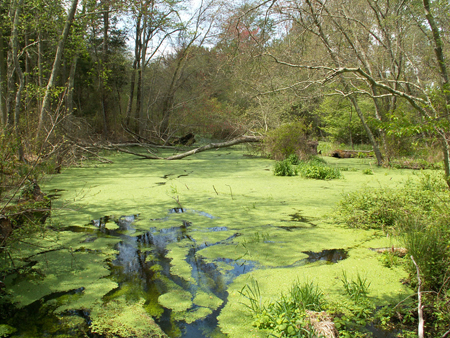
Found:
[1,147,413,337]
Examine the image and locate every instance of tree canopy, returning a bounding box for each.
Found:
[0,0,448,173]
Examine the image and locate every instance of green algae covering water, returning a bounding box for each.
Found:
[0,146,414,337]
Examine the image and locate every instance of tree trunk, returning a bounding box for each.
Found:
[66,55,78,115]
[100,1,109,137]
[422,0,450,184]
[36,0,78,140]
[305,0,383,165]
[11,0,24,128]
[423,0,450,115]
[6,48,14,127]
[165,136,263,160]
[125,62,136,127]
[138,14,147,137]
[36,31,43,115]
[135,68,142,134]
[10,0,24,160]
[126,13,141,129]
[0,24,6,127]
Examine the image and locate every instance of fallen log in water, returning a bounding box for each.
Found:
[164,136,263,160]
[330,149,373,158]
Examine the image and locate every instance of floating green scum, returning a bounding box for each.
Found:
[1,146,414,337]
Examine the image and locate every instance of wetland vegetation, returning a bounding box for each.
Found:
[2,144,450,337]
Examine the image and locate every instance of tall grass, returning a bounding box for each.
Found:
[340,271,371,303]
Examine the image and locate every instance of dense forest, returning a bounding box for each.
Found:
[1,0,448,162]
[1,0,450,337]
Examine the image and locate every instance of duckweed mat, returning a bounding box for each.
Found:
[1,146,415,337]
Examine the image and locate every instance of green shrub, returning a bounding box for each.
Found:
[388,157,443,170]
[274,159,298,176]
[264,121,315,160]
[240,279,325,337]
[287,153,300,165]
[335,175,445,230]
[298,157,341,180]
[362,168,373,175]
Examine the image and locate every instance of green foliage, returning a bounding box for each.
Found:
[400,218,449,293]
[388,157,443,170]
[327,272,375,336]
[0,133,25,200]
[331,300,375,337]
[340,271,370,303]
[0,324,17,337]
[290,279,324,312]
[378,250,404,268]
[336,171,450,336]
[315,96,374,145]
[264,121,313,160]
[298,157,341,180]
[362,168,373,175]
[181,97,244,140]
[240,279,325,337]
[274,159,298,176]
[335,172,448,230]
[287,154,300,165]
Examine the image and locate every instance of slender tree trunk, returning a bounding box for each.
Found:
[11,0,24,128]
[135,67,141,134]
[126,14,141,128]
[100,1,109,137]
[305,0,383,165]
[138,15,147,137]
[10,0,24,160]
[6,48,14,127]
[36,0,78,140]
[441,134,450,183]
[125,62,136,127]
[422,0,450,184]
[0,25,6,127]
[371,85,389,159]
[24,32,29,113]
[36,31,43,115]
[67,55,78,115]
[423,0,450,114]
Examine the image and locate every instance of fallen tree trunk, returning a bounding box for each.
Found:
[165,136,263,160]
[331,149,373,159]
[69,136,263,162]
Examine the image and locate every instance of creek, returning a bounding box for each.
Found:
[0,148,412,337]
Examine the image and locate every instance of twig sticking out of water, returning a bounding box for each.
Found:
[226,185,234,200]
[172,196,183,209]
[411,256,424,338]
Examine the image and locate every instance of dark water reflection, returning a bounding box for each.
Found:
[2,212,357,338]
[303,249,349,264]
[106,215,253,338]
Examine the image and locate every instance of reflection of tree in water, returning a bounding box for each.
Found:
[107,216,254,338]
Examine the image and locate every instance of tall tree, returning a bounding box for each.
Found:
[36,0,79,140]
[0,2,8,127]
[258,0,450,179]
